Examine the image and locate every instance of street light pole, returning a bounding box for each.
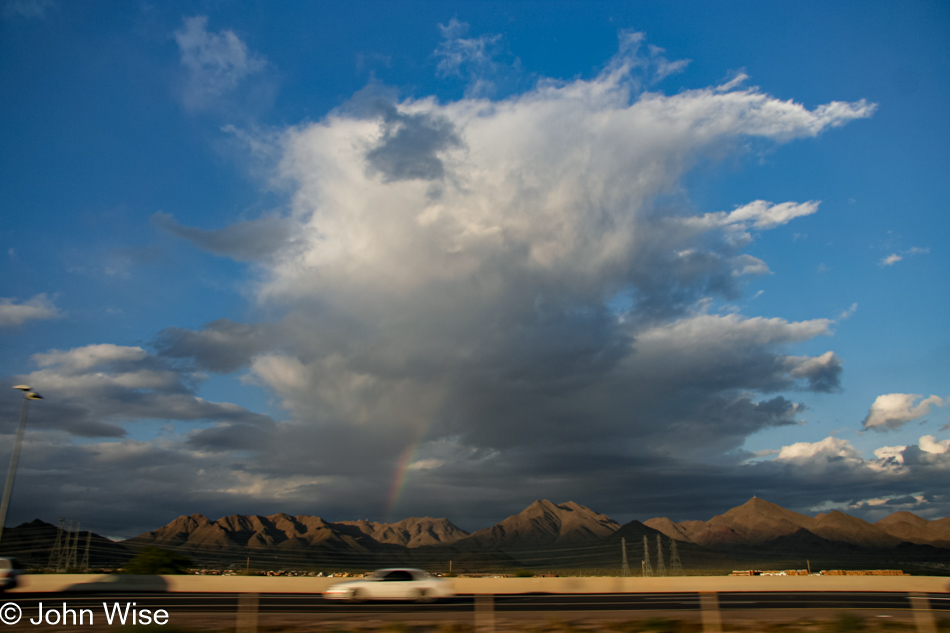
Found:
[0,385,43,547]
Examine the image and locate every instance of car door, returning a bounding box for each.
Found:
[378,569,415,599]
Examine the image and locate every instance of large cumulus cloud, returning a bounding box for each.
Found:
[11,30,928,534]
[190,36,875,524]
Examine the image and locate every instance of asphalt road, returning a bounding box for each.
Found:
[4,591,948,625]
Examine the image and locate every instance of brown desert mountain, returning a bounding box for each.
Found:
[457,500,620,549]
[811,511,901,548]
[128,513,467,554]
[874,511,950,547]
[131,497,950,559]
[0,519,132,568]
[645,497,923,549]
[646,498,813,546]
[337,517,469,548]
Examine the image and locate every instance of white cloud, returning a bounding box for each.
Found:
[636,314,833,361]
[880,253,902,266]
[764,434,950,481]
[407,458,445,471]
[716,71,749,93]
[776,436,862,464]
[174,15,266,111]
[235,45,871,488]
[685,200,820,232]
[862,393,946,431]
[221,471,331,500]
[880,246,929,267]
[837,303,858,320]
[34,343,147,373]
[920,435,950,454]
[0,294,64,327]
[268,69,872,312]
[873,444,906,462]
[434,18,501,79]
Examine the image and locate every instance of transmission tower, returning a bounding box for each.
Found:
[621,537,630,577]
[81,531,91,571]
[642,536,653,577]
[655,535,667,577]
[47,518,65,570]
[67,522,80,570]
[670,539,683,575]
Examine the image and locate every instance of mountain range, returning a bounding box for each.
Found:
[3,498,949,573]
[644,497,950,549]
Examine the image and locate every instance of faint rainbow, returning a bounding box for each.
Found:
[385,421,433,520]
[385,444,417,520]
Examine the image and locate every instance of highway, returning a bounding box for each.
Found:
[3,591,948,628]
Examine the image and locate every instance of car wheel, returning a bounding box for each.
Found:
[350,588,365,603]
[415,588,434,603]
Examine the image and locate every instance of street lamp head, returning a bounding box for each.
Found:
[12,385,31,391]
[26,392,43,400]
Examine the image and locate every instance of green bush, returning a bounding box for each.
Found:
[121,548,192,575]
[514,569,535,578]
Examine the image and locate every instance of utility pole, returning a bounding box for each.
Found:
[0,386,43,546]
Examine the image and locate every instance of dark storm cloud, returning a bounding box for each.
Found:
[790,351,843,393]
[152,212,296,262]
[365,103,462,182]
[156,319,276,373]
[186,420,275,452]
[6,343,275,439]
[0,397,127,438]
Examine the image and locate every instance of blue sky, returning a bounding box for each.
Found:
[1,0,948,536]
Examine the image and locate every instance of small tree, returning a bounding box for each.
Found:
[122,548,192,575]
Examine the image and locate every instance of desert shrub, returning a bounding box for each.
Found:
[121,548,192,575]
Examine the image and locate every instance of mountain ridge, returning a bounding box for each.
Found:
[8,497,950,572]
[128,498,950,555]
[643,497,948,549]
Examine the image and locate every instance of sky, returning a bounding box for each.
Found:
[1,0,948,538]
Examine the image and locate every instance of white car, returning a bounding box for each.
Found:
[0,558,22,591]
[324,568,453,602]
